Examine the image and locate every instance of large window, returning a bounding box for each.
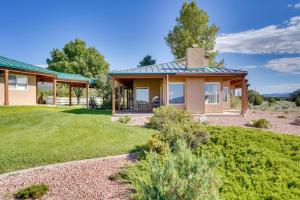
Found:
[205,83,220,104]
[135,87,149,103]
[223,87,229,103]
[169,82,185,104]
[8,75,28,90]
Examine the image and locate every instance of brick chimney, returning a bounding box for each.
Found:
[186,47,209,68]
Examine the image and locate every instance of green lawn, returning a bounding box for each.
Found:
[0,106,153,174]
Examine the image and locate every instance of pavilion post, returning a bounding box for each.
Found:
[69,83,72,106]
[4,69,9,105]
[118,81,120,111]
[112,78,116,114]
[86,82,89,108]
[36,79,39,104]
[122,84,125,110]
[53,78,56,105]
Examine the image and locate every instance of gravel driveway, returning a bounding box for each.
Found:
[0,154,135,200]
[207,110,300,136]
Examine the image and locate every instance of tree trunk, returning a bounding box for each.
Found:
[73,88,83,105]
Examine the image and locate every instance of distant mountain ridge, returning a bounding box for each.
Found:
[262,93,290,98]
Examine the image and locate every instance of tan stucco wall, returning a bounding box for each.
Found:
[0,73,37,105]
[133,79,161,103]
[186,77,205,114]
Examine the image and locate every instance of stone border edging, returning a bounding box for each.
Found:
[0,153,133,180]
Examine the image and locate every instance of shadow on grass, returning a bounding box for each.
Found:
[62,108,112,116]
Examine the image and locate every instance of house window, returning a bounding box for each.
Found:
[223,87,229,103]
[205,83,220,104]
[169,82,185,104]
[135,87,149,103]
[8,75,28,90]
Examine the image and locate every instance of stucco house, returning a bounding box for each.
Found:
[109,47,249,115]
[0,56,90,106]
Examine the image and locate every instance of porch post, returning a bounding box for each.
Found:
[53,78,56,105]
[118,81,120,111]
[241,77,246,115]
[112,78,116,114]
[86,82,89,108]
[4,69,9,105]
[166,74,169,106]
[69,83,72,106]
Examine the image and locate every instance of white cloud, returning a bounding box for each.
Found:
[215,16,300,54]
[266,83,300,93]
[240,65,258,69]
[264,57,300,74]
[288,2,300,9]
[35,64,48,68]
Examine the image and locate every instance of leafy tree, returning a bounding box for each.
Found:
[165,1,222,66]
[138,55,156,67]
[290,89,300,101]
[47,38,109,104]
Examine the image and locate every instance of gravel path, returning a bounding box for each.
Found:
[207,110,300,136]
[0,154,135,200]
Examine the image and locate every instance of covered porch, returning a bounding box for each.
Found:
[111,75,249,116]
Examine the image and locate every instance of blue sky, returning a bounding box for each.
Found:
[1,0,300,94]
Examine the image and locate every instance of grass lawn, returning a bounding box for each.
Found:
[0,106,153,174]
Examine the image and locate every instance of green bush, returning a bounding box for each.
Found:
[253,95,263,105]
[145,106,208,152]
[197,126,300,200]
[291,118,300,126]
[231,96,241,109]
[295,97,300,107]
[129,140,221,200]
[118,116,131,124]
[250,118,270,128]
[146,106,192,130]
[277,115,287,119]
[15,184,48,199]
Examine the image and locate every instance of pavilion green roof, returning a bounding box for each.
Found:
[0,56,90,82]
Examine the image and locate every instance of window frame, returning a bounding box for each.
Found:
[168,82,185,105]
[8,75,28,91]
[223,86,229,103]
[205,82,220,105]
[135,87,150,103]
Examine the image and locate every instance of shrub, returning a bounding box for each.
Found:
[129,140,221,200]
[146,106,192,130]
[277,115,287,119]
[291,118,300,126]
[295,97,300,107]
[230,96,241,109]
[15,184,48,199]
[197,126,300,199]
[249,118,270,129]
[118,116,131,124]
[253,95,263,105]
[145,106,208,152]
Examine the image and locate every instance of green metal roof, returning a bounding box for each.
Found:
[0,56,90,82]
[0,56,54,75]
[109,61,247,75]
[55,71,90,82]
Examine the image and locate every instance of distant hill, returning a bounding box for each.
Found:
[262,93,290,98]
